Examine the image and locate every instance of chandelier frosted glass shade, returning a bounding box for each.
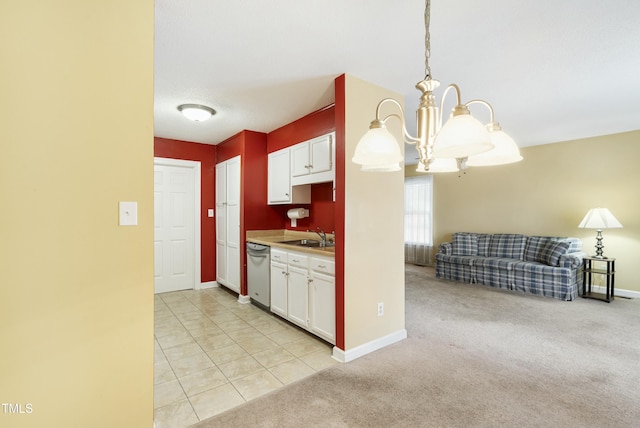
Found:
[466,126,523,166]
[432,113,494,159]
[352,127,403,172]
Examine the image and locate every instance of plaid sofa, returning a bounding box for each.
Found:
[435,233,586,301]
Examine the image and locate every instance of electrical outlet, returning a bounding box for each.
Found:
[377,302,384,317]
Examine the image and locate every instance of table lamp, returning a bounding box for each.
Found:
[578,208,623,259]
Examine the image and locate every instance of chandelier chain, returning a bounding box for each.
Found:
[424,0,431,79]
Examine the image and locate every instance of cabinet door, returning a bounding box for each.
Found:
[268,148,291,204]
[287,265,309,328]
[309,134,332,175]
[310,271,335,344]
[290,142,310,178]
[215,163,227,283]
[225,156,241,293]
[270,261,288,317]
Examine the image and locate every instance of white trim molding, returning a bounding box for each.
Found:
[201,281,218,289]
[238,294,251,304]
[331,329,408,363]
[590,285,639,300]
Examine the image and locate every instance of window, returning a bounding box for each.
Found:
[404,175,433,265]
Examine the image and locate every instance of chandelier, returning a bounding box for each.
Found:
[352,0,522,173]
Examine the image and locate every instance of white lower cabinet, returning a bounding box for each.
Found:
[269,248,335,344]
[287,265,309,328]
[269,258,288,318]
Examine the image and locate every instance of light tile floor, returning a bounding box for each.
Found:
[154,286,337,428]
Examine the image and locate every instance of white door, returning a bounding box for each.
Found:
[215,163,227,285]
[225,157,241,292]
[215,156,241,293]
[154,162,196,294]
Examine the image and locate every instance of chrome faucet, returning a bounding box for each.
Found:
[310,227,327,246]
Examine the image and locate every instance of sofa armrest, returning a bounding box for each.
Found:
[438,242,452,255]
[559,251,587,269]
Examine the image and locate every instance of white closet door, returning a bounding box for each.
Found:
[225,156,241,292]
[154,163,195,294]
[215,156,241,293]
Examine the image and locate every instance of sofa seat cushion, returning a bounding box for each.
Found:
[435,253,476,266]
[511,261,578,300]
[473,257,519,270]
[488,234,527,259]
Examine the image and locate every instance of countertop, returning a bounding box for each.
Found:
[246,229,335,257]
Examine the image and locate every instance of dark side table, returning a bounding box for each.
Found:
[582,257,615,303]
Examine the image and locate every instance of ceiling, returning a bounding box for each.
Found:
[154,0,640,165]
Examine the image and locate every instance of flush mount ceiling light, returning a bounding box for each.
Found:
[352,0,522,173]
[177,104,216,121]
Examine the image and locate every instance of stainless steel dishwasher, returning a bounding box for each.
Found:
[246,242,270,309]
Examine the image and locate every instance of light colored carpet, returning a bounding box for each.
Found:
[193,264,640,427]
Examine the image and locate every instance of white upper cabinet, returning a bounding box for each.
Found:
[291,133,335,186]
[268,148,292,204]
[267,147,310,205]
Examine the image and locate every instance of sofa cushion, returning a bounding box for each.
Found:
[488,234,527,259]
[536,240,571,266]
[524,236,563,262]
[477,234,491,256]
[452,233,478,256]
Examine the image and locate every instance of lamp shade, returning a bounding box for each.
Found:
[578,208,623,229]
[466,128,522,166]
[432,114,493,158]
[352,127,403,171]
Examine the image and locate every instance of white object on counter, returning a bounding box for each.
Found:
[287,208,309,227]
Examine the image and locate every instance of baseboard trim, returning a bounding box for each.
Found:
[238,294,251,304]
[589,285,639,299]
[332,329,407,363]
[200,281,217,289]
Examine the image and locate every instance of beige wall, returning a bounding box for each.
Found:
[431,131,640,293]
[343,75,405,350]
[0,2,154,427]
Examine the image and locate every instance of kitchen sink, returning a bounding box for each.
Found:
[280,239,335,248]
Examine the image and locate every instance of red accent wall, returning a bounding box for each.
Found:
[334,75,346,351]
[266,104,337,234]
[267,105,336,153]
[154,137,217,283]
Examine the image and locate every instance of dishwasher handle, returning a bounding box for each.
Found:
[246,242,270,257]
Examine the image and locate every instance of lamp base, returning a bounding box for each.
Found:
[593,229,605,258]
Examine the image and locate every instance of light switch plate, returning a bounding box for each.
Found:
[208,209,214,218]
[119,201,138,226]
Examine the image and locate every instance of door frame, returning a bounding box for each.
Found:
[154,157,202,290]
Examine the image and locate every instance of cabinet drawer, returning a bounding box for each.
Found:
[287,252,308,268]
[310,257,335,275]
[271,248,287,263]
